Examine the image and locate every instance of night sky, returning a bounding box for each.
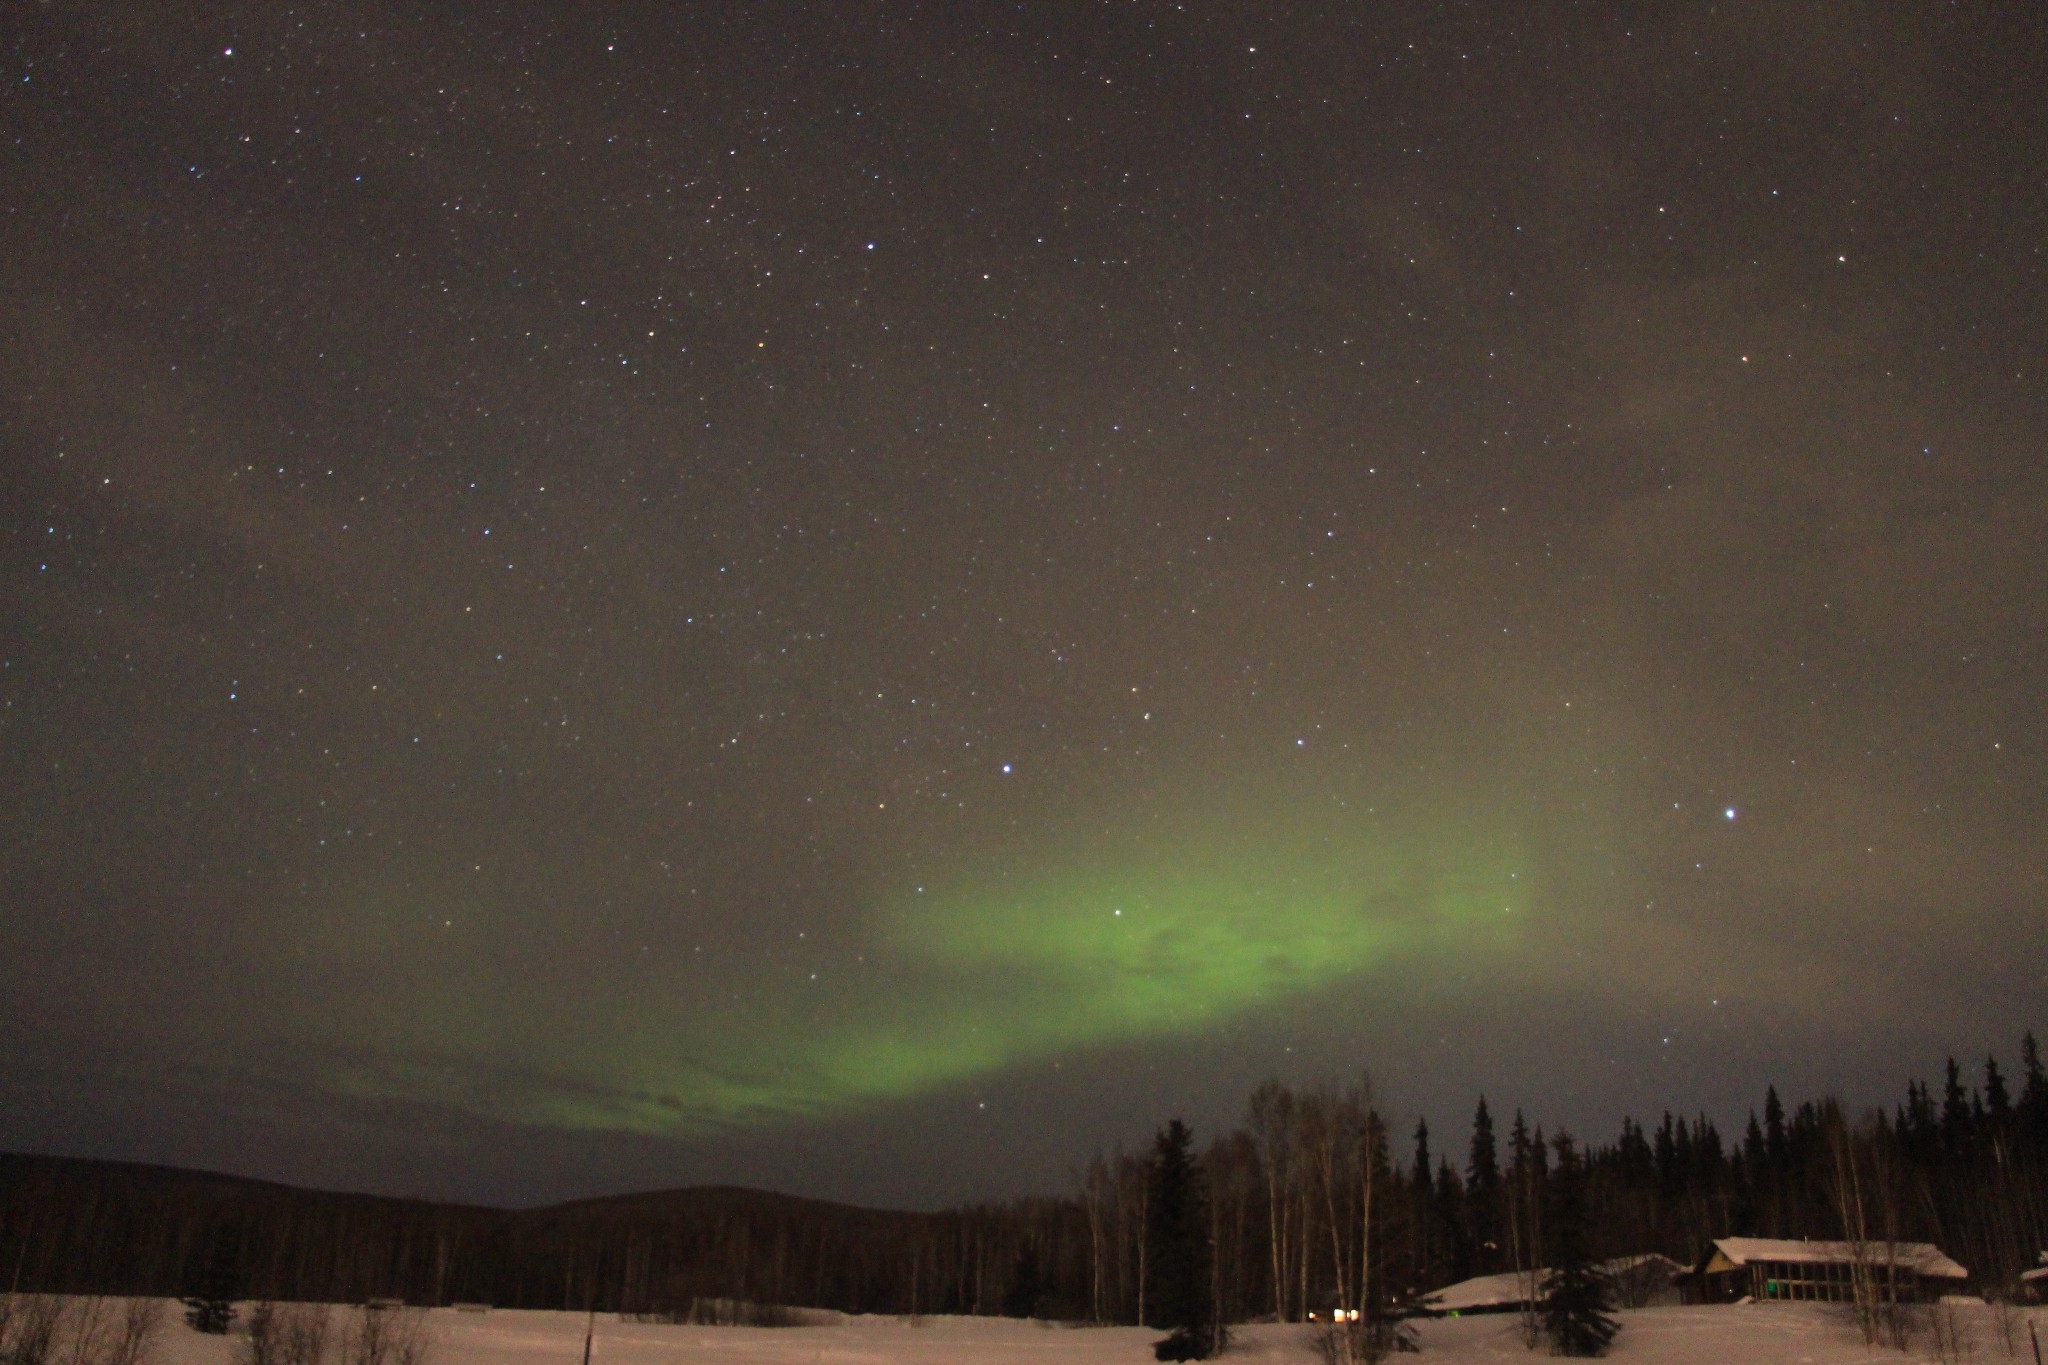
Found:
[4,2,2045,1211]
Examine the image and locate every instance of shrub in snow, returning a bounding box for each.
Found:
[339,1306,432,1365]
[243,1303,330,1365]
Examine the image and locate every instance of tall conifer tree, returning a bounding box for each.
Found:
[1146,1119,1218,1361]
[1542,1135,1618,1358]
[1941,1057,1972,1159]
[1984,1056,2012,1123]
[1467,1097,1501,1272]
[2020,1032,2048,1155]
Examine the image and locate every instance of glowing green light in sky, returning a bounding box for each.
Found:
[312,808,1528,1133]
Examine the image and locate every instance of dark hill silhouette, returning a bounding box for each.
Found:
[0,1152,1084,1318]
[8,1039,2044,1328]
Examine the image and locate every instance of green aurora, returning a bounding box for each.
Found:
[317,813,1529,1134]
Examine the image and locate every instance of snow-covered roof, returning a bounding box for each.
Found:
[1422,1257,1681,1312]
[1423,1271,1540,1313]
[1709,1238,1968,1279]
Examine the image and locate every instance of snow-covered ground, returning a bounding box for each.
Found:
[86,1298,2048,1365]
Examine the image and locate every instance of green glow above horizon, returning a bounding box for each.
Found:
[314,810,1531,1134]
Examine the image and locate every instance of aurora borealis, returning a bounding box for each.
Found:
[3,3,2045,1208]
[252,791,1526,1139]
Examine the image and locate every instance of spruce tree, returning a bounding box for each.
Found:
[2020,1032,2048,1156]
[182,1224,240,1334]
[1941,1057,1971,1159]
[1763,1086,1787,1167]
[1146,1119,1218,1361]
[1408,1117,1436,1285]
[1653,1114,1679,1199]
[1742,1112,1766,1171]
[1467,1097,1502,1272]
[1542,1135,1618,1358]
[1435,1159,1471,1283]
[1468,1097,1500,1192]
[1904,1080,1941,1161]
[1985,1056,2012,1123]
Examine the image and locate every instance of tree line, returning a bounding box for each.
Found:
[1076,1032,2048,1329]
[3,1033,2043,1323]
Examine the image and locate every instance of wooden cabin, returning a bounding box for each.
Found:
[1685,1237,1968,1305]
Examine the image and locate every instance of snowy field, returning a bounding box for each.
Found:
[91,1299,2048,1365]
